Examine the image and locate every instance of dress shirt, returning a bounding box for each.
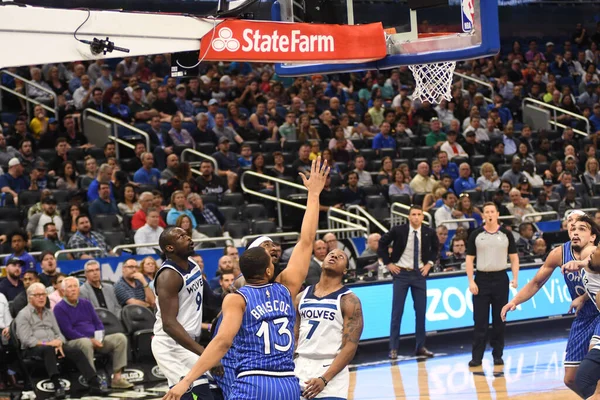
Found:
[396,227,423,270]
[15,304,66,349]
[134,224,164,255]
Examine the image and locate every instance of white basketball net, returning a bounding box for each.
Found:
[408,61,457,104]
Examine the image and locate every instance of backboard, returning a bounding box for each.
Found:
[272,0,499,76]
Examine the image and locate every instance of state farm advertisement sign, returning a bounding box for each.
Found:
[199,20,386,63]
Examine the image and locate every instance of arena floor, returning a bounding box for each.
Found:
[0,318,579,400]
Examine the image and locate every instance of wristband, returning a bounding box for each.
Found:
[42,340,46,346]
[207,324,212,333]
[318,376,328,387]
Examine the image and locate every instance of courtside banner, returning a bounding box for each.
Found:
[198,20,387,63]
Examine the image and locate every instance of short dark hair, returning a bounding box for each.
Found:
[442,191,455,200]
[409,205,423,213]
[10,230,26,242]
[55,137,67,146]
[23,270,39,279]
[75,214,90,224]
[239,247,271,280]
[518,222,534,234]
[50,273,67,285]
[43,222,56,232]
[223,245,237,256]
[104,141,115,150]
[482,202,498,211]
[346,171,358,181]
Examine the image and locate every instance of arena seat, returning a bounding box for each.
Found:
[196,142,216,155]
[389,194,411,206]
[224,221,250,238]
[221,192,245,207]
[0,207,22,221]
[92,214,122,231]
[219,206,240,222]
[95,307,125,335]
[102,231,127,250]
[242,203,268,221]
[0,220,22,235]
[200,193,219,206]
[197,224,222,238]
[362,185,381,197]
[380,148,396,159]
[18,190,41,208]
[252,220,277,235]
[121,305,156,362]
[366,195,390,220]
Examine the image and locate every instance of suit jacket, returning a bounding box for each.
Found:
[147,127,174,151]
[79,281,122,319]
[378,224,439,268]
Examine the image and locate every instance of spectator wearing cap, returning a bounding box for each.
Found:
[558,187,583,218]
[168,114,195,148]
[174,84,195,121]
[0,258,24,301]
[544,42,556,63]
[26,195,63,239]
[206,99,219,130]
[54,277,134,390]
[29,160,49,191]
[440,131,468,160]
[454,163,477,196]
[88,182,120,221]
[371,122,396,155]
[66,215,112,259]
[133,152,161,188]
[129,85,158,124]
[0,157,29,204]
[425,118,446,151]
[501,157,526,186]
[37,118,62,150]
[212,137,240,176]
[213,113,243,144]
[541,179,561,201]
[4,231,36,273]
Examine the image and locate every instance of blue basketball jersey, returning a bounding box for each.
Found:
[562,241,598,319]
[234,283,296,377]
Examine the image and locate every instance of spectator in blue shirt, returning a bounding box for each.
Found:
[437,151,459,181]
[174,84,195,120]
[87,164,115,202]
[166,190,197,228]
[372,122,396,155]
[454,163,477,195]
[238,144,253,168]
[590,104,600,132]
[212,137,240,175]
[0,157,30,206]
[133,152,161,188]
[3,231,37,274]
[89,182,120,221]
[107,92,131,122]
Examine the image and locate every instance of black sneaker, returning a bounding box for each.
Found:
[468,359,482,367]
[54,386,66,399]
[88,376,110,396]
[493,357,504,365]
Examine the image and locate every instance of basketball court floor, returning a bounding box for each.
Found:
[0,318,578,400]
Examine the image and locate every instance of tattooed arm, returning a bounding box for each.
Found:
[302,292,364,399]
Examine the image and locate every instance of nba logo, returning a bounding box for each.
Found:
[461,0,474,33]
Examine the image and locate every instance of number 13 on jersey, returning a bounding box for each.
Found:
[255,317,292,355]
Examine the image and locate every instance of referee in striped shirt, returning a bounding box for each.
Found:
[466,202,519,367]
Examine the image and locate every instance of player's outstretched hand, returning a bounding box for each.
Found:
[299,156,330,195]
[162,379,189,400]
[500,301,516,322]
[303,377,326,399]
[568,296,586,316]
[562,260,585,274]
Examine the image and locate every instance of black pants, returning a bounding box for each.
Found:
[389,269,427,352]
[23,345,96,381]
[576,347,600,398]
[471,270,509,361]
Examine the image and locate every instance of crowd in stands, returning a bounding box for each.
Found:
[3,19,600,394]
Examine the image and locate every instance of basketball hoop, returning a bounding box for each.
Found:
[408,61,456,104]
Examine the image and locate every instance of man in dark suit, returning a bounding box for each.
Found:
[378,205,438,359]
[147,115,174,170]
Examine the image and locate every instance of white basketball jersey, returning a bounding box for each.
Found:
[583,268,600,311]
[296,285,351,359]
[153,258,204,339]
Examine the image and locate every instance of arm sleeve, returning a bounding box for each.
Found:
[466,230,478,257]
[113,282,131,307]
[502,226,518,254]
[377,227,396,265]
[26,213,41,235]
[53,305,87,340]
[15,311,37,349]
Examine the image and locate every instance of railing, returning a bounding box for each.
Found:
[326,208,370,239]
[241,232,299,247]
[0,251,42,263]
[454,72,495,104]
[82,108,151,153]
[390,202,432,226]
[240,171,370,235]
[181,148,219,176]
[55,247,102,259]
[522,97,590,136]
[0,69,58,119]
[346,205,389,233]
[437,218,476,228]
[522,211,558,222]
[112,237,232,255]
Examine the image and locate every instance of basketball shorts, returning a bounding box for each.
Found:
[151,335,211,396]
[565,314,600,367]
[229,373,300,400]
[576,347,600,399]
[295,356,349,400]
[589,320,600,348]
